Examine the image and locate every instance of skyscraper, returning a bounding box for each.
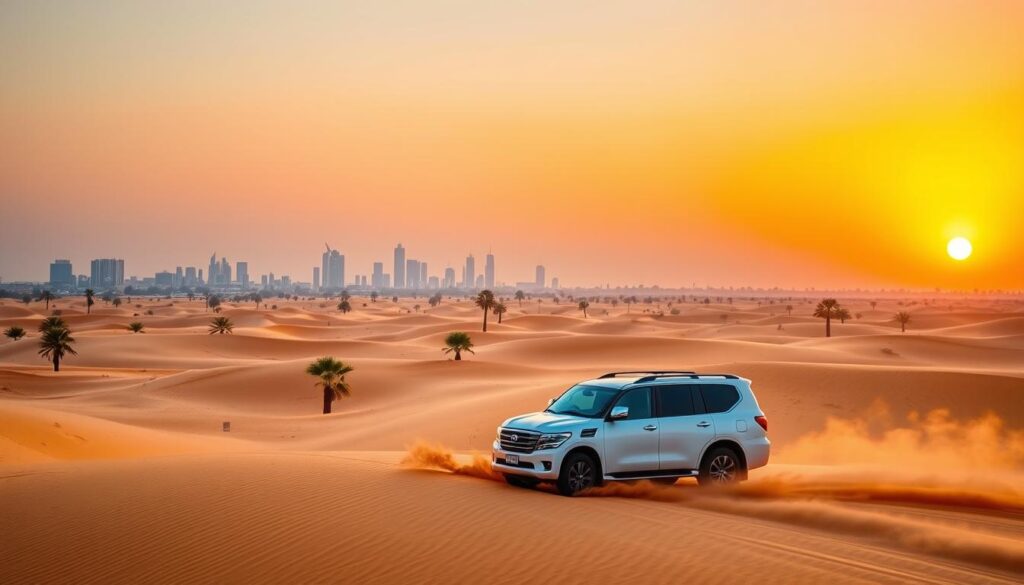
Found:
[236,261,249,288]
[535,265,546,289]
[49,259,74,288]
[313,266,320,291]
[551,277,560,290]
[443,267,456,289]
[219,258,232,285]
[419,262,428,289]
[208,253,218,286]
[372,262,385,289]
[174,266,183,288]
[406,259,420,289]
[184,266,197,286]
[484,253,495,289]
[328,250,344,288]
[394,243,406,289]
[90,258,124,288]
[321,244,344,289]
[464,255,475,289]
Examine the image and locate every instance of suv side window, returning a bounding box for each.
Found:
[613,387,653,420]
[699,384,740,413]
[655,385,697,417]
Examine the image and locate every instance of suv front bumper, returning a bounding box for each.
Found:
[491,441,563,480]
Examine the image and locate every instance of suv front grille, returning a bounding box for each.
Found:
[499,428,540,453]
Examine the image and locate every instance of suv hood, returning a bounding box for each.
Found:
[502,411,592,432]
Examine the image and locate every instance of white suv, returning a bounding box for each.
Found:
[492,371,770,496]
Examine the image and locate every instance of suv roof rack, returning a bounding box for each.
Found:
[599,370,696,379]
[634,373,740,383]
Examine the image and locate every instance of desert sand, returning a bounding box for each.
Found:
[2,293,1023,583]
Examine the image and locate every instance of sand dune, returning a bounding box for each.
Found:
[2,295,1023,583]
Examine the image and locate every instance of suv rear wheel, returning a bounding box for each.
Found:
[557,452,598,496]
[698,447,743,487]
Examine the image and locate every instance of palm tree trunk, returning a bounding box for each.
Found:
[901,323,906,333]
[454,349,462,361]
[482,308,488,332]
[53,353,60,372]
[825,316,831,337]
[323,387,333,414]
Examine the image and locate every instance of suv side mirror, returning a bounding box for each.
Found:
[609,406,629,420]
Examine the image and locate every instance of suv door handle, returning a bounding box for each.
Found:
[696,421,711,428]
[643,425,658,431]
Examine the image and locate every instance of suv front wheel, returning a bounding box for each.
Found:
[557,452,598,496]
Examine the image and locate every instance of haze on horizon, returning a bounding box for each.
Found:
[2,1,1023,290]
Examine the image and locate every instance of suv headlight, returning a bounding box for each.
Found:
[536,432,572,450]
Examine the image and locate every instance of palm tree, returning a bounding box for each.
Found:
[813,298,840,337]
[305,357,354,414]
[370,291,379,303]
[4,326,26,341]
[475,290,495,332]
[836,307,851,324]
[870,301,878,311]
[895,311,911,333]
[40,291,53,310]
[112,297,122,308]
[38,326,77,372]
[127,322,145,333]
[207,294,221,312]
[251,294,262,310]
[514,290,525,307]
[338,300,352,314]
[208,316,234,335]
[493,302,507,324]
[786,304,793,316]
[442,331,475,361]
[38,316,67,332]
[84,289,95,314]
[578,299,590,318]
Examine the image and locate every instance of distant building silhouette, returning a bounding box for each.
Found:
[536,265,546,289]
[321,244,344,289]
[551,277,560,290]
[155,271,173,287]
[49,259,74,288]
[313,266,320,291]
[444,267,456,289]
[406,259,421,289]
[485,253,495,289]
[90,258,124,289]
[236,261,249,288]
[464,255,475,289]
[394,243,406,289]
[371,262,385,289]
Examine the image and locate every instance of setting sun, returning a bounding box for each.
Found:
[947,237,973,261]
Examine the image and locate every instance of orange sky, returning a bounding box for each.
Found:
[1,1,1022,290]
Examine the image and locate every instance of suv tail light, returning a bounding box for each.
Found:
[754,416,768,432]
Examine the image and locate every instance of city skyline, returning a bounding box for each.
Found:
[19,244,564,294]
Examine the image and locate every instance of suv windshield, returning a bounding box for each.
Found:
[545,384,620,418]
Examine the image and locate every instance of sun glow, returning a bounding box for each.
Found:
[947,237,973,261]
